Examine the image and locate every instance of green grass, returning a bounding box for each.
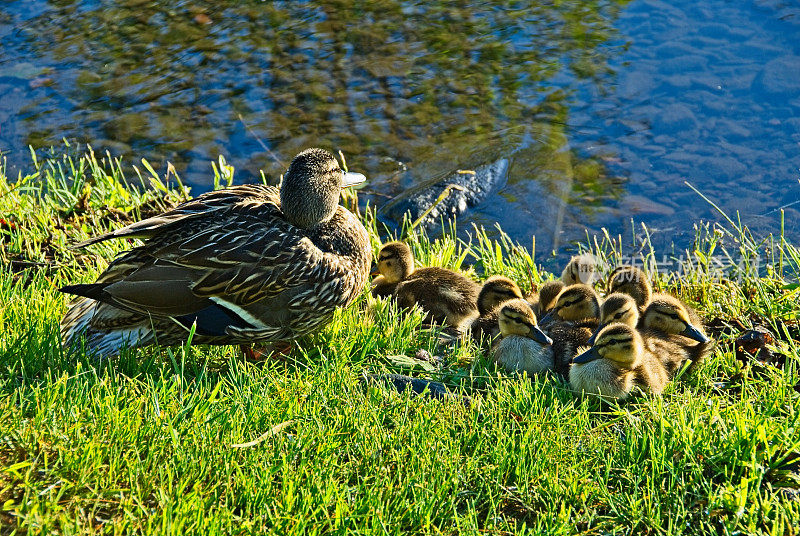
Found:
[1,145,800,535]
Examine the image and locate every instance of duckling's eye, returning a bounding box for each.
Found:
[613,310,626,319]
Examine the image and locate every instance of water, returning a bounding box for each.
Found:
[1,0,798,256]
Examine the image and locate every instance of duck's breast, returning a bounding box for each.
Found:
[569,360,630,399]
[494,335,554,375]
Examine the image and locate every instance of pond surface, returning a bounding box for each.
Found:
[1,0,799,257]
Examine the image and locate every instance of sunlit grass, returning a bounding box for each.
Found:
[1,145,799,535]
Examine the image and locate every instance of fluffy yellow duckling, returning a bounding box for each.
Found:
[492,299,554,375]
[588,292,713,374]
[569,323,669,400]
[539,284,601,326]
[470,276,524,345]
[639,295,713,374]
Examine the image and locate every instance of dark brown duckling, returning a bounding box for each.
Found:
[387,253,480,330]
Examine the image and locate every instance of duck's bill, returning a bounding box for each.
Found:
[342,171,367,188]
[539,311,556,325]
[528,324,553,346]
[573,346,601,364]
[681,323,711,343]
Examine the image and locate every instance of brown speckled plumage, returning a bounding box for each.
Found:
[394,267,480,329]
[60,148,371,356]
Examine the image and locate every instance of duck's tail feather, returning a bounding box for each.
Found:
[60,297,154,358]
[59,283,112,302]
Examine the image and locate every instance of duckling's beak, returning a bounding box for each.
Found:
[573,346,601,364]
[586,326,602,346]
[342,171,367,188]
[527,323,553,346]
[539,310,556,325]
[370,267,380,277]
[681,323,711,343]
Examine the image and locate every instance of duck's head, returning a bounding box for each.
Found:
[607,266,651,309]
[573,323,643,370]
[540,284,600,324]
[642,295,710,342]
[280,148,366,229]
[498,299,553,345]
[376,241,415,283]
[478,275,523,315]
[561,253,600,286]
[587,293,639,344]
[537,280,565,313]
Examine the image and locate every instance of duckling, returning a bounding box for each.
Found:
[371,241,414,298]
[639,295,713,374]
[526,279,565,320]
[607,266,705,328]
[470,276,524,345]
[606,266,652,312]
[569,323,669,400]
[492,299,554,375]
[586,292,640,344]
[392,261,481,331]
[588,293,713,375]
[642,295,709,343]
[538,284,601,378]
[561,253,601,286]
[539,284,601,326]
[60,148,371,357]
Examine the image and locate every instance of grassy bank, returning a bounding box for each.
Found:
[1,146,799,535]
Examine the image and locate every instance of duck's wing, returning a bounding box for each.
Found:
[72,184,278,248]
[61,187,336,339]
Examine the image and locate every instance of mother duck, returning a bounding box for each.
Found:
[60,148,371,356]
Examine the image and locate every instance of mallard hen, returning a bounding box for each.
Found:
[60,148,371,356]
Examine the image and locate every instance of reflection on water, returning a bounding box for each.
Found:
[0,0,798,257]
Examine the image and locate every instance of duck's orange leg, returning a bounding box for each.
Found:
[239,341,294,361]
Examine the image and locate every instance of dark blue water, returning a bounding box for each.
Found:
[0,0,798,255]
